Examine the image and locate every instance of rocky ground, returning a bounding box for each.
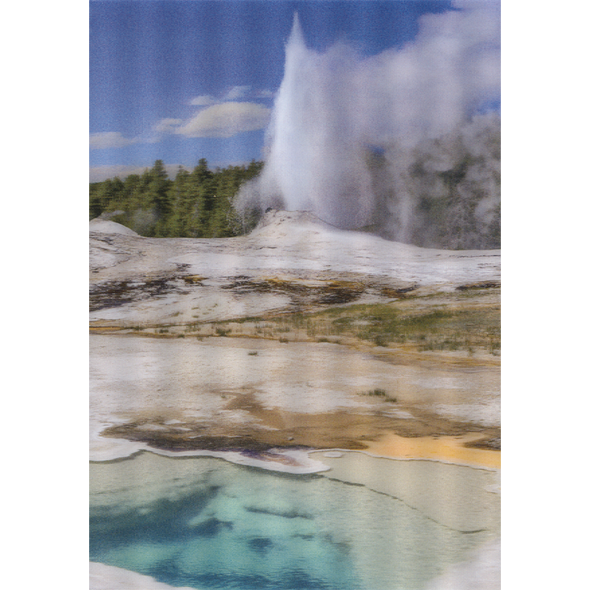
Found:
[90,211,500,463]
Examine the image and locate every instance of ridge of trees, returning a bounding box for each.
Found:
[89,159,264,238]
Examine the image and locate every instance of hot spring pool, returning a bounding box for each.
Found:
[90,451,499,590]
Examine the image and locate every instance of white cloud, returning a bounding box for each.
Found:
[89,132,137,150]
[191,88,270,104]
[91,90,272,148]
[153,118,183,134]
[188,94,217,106]
[176,102,271,138]
[223,85,251,101]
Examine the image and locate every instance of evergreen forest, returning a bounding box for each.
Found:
[89,159,264,238]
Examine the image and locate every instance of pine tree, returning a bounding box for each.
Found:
[89,178,124,219]
[191,159,215,237]
[89,183,103,219]
[208,166,240,237]
[166,167,191,237]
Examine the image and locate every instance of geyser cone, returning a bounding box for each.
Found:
[236,2,500,248]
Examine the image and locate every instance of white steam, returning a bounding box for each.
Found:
[236,0,501,246]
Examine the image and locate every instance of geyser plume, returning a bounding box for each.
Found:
[236,1,501,247]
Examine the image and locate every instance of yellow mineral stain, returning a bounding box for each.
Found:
[364,432,500,469]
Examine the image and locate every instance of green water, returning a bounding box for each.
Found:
[90,452,496,590]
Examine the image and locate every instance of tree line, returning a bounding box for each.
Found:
[90,149,500,249]
[89,159,264,238]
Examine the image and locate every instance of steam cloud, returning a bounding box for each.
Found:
[236,0,501,248]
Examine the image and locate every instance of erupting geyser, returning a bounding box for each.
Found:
[236,1,501,248]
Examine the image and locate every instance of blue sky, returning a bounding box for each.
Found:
[90,0,470,181]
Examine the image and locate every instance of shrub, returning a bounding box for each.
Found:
[359,388,397,402]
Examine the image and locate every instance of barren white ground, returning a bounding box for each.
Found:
[90,210,500,326]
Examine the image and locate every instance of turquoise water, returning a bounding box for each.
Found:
[90,452,491,590]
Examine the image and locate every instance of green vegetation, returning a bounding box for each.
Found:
[109,281,499,357]
[90,158,264,237]
[359,389,397,402]
[297,300,500,353]
[196,289,499,355]
[109,286,499,358]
